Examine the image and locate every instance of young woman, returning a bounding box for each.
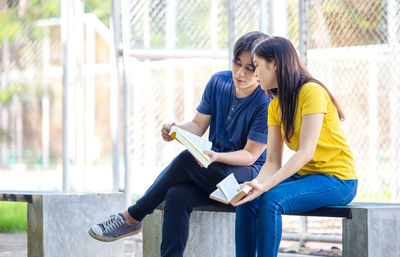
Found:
[234,36,358,257]
[89,31,271,257]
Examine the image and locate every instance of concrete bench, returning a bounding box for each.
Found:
[0,191,125,257]
[143,202,400,257]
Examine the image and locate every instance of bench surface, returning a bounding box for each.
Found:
[0,191,71,203]
[156,202,400,219]
[0,191,40,203]
[3,191,399,219]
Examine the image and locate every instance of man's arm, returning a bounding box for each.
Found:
[204,139,267,166]
[178,112,211,136]
[161,112,211,142]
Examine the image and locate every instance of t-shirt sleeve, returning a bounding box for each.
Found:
[247,99,270,144]
[196,75,214,115]
[301,83,328,115]
[267,98,280,126]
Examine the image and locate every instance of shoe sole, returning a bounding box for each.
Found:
[88,227,142,242]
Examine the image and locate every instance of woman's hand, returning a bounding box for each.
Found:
[234,179,266,206]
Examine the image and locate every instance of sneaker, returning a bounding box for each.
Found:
[88,213,142,242]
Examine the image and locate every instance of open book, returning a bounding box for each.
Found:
[209,173,251,205]
[169,126,212,168]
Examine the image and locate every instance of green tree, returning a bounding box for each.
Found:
[85,0,112,27]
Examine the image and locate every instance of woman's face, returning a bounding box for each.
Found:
[232,51,259,97]
[253,54,278,91]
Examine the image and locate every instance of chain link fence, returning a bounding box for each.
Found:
[1,0,399,200]
[124,0,400,203]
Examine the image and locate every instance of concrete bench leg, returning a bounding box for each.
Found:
[27,193,125,257]
[343,207,400,257]
[143,210,236,257]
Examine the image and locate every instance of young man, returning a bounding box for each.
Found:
[88,31,270,257]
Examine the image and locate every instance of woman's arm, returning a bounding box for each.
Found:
[235,112,324,205]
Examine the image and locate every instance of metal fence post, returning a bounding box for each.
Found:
[299,0,308,65]
[61,0,71,192]
[111,0,121,192]
[259,0,268,33]
[298,0,308,248]
[388,0,400,201]
[228,0,235,69]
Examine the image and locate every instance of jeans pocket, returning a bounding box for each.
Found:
[340,180,358,205]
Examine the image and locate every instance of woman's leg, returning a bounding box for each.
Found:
[235,176,296,257]
[235,197,259,257]
[256,174,357,257]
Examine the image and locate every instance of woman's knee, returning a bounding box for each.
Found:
[236,198,259,217]
[258,190,285,214]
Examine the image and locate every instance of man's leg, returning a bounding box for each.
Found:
[130,152,259,221]
[89,150,202,241]
[89,150,258,242]
[160,183,215,257]
[128,150,202,221]
[159,164,259,257]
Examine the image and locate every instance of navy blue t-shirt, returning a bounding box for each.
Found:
[196,70,271,170]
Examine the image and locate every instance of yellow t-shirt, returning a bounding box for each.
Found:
[268,82,357,180]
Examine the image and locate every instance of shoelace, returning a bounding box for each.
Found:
[101,214,124,233]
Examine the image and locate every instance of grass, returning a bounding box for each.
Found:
[0,202,27,232]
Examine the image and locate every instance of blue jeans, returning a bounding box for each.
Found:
[235,173,358,257]
[128,150,259,257]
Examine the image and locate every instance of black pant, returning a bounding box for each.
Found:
[128,150,258,257]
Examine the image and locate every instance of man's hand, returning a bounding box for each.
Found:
[161,122,176,142]
[203,150,218,164]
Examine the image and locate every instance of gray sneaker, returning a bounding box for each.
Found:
[88,213,142,242]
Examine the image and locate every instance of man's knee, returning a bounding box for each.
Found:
[164,186,194,211]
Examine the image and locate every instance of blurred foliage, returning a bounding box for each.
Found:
[85,0,112,27]
[0,83,27,143]
[0,0,111,44]
[0,0,60,43]
[0,83,27,108]
[316,0,386,47]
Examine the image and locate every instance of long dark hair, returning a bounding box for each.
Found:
[252,36,344,142]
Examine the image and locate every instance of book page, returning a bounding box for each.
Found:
[217,173,241,202]
[169,126,212,167]
[230,185,251,205]
[176,127,212,151]
[217,173,251,204]
[209,188,229,204]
